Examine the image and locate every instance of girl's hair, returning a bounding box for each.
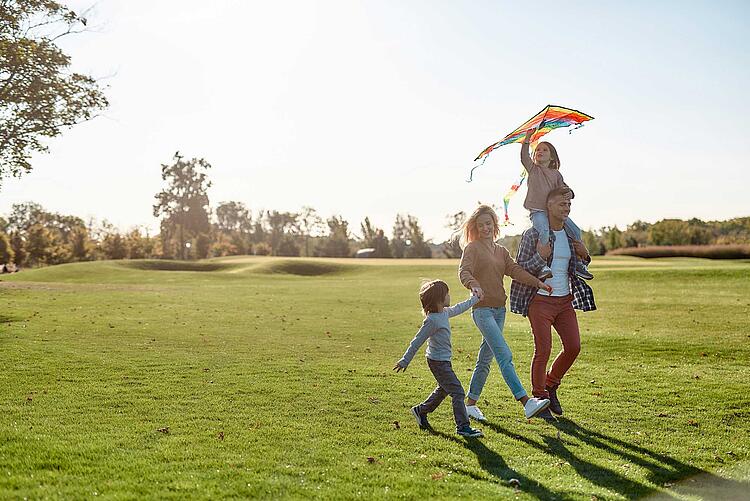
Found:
[419,280,449,315]
[458,205,499,249]
[535,141,560,170]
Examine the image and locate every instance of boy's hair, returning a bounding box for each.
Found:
[459,204,499,249]
[419,280,449,315]
[535,141,561,170]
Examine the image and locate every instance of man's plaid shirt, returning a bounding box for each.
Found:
[509,227,597,317]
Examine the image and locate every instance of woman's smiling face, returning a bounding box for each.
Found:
[476,213,495,240]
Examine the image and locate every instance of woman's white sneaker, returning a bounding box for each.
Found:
[523,397,551,419]
[466,404,487,422]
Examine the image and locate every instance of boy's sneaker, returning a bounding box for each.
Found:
[537,408,557,422]
[523,397,551,419]
[538,265,553,281]
[456,425,484,438]
[466,404,487,422]
[546,386,563,415]
[411,406,430,429]
[575,263,594,280]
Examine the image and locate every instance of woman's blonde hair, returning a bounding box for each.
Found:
[459,204,499,249]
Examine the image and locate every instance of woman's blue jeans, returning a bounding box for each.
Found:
[468,307,528,400]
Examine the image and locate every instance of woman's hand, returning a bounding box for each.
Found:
[393,362,407,372]
[537,281,553,294]
[536,241,552,259]
[471,286,484,300]
[524,129,533,143]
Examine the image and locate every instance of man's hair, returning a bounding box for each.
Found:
[419,280,449,315]
[546,186,575,205]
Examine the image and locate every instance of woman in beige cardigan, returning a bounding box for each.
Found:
[458,205,551,421]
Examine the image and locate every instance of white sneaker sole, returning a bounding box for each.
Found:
[525,399,551,419]
[466,408,487,422]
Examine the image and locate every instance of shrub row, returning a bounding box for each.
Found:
[607,245,750,259]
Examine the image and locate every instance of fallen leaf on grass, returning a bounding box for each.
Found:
[368,397,380,404]
[367,457,376,463]
[393,421,400,429]
[217,431,225,440]
[657,412,669,417]
[157,427,170,434]
[431,472,445,481]
[687,419,699,427]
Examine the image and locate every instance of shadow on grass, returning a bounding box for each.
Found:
[428,429,564,499]
[484,418,748,499]
[121,260,231,272]
[0,313,21,323]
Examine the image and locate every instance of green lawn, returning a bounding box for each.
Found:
[1,256,749,499]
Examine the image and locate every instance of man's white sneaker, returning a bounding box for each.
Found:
[523,397,551,419]
[466,404,487,422]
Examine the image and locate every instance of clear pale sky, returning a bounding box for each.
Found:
[2,0,748,242]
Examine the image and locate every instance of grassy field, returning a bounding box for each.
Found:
[1,256,749,499]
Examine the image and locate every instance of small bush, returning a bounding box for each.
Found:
[607,245,750,259]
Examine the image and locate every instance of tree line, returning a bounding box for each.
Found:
[0,155,433,267]
[1,152,747,267]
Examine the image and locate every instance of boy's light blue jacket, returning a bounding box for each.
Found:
[398,295,479,367]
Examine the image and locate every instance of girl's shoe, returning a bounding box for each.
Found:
[465,404,487,422]
[523,397,551,419]
[538,266,553,280]
[411,406,430,429]
[575,263,594,280]
[456,425,484,438]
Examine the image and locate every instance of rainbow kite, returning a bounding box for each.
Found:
[468,104,594,225]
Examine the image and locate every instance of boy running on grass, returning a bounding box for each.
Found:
[394,280,484,438]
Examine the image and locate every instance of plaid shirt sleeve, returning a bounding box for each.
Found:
[510,227,597,317]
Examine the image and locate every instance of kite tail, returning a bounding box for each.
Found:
[467,157,488,182]
[568,122,586,134]
[500,169,527,226]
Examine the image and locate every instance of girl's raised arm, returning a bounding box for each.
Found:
[521,130,535,171]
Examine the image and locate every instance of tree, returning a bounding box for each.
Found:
[405,215,431,258]
[215,201,253,255]
[390,214,408,258]
[153,152,212,259]
[0,232,13,264]
[0,1,108,187]
[360,217,391,258]
[26,223,67,265]
[9,231,26,265]
[648,219,692,246]
[265,210,298,256]
[68,225,93,261]
[316,215,350,257]
[298,206,323,257]
[100,232,127,260]
[124,228,154,259]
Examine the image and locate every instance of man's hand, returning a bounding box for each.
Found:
[572,240,589,260]
[537,281,553,294]
[537,241,552,259]
[393,362,407,372]
[471,286,484,300]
